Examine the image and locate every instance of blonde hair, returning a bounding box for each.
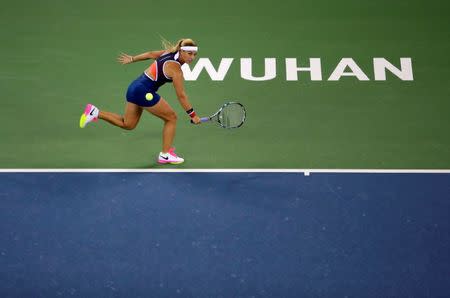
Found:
[160,37,197,53]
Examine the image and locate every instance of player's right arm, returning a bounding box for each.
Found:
[166,62,201,124]
[117,50,166,64]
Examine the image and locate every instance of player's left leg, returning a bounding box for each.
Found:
[145,97,184,164]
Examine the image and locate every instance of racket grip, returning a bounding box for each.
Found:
[190,117,210,124]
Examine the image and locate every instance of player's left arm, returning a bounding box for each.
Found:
[117,50,166,64]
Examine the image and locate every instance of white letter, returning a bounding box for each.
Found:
[328,58,370,81]
[240,58,276,81]
[286,58,322,81]
[374,58,413,81]
[182,58,233,81]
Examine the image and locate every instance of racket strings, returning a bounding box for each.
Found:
[219,104,246,128]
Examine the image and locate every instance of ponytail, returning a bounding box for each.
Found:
[160,37,197,53]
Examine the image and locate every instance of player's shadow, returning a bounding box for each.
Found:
[136,161,182,169]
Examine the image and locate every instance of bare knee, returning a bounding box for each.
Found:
[123,125,135,130]
[122,119,137,130]
[165,111,177,123]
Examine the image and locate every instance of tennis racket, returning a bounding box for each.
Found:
[193,102,246,129]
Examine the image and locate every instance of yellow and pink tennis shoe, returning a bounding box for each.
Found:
[79,104,99,128]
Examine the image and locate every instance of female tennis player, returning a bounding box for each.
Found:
[79,38,201,165]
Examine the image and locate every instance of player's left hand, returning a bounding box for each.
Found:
[117,53,133,64]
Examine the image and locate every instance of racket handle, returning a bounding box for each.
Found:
[190,117,210,124]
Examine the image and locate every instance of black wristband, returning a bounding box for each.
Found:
[186,108,194,114]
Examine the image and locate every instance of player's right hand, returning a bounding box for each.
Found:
[191,115,201,124]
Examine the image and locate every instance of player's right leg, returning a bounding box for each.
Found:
[80,102,143,130]
[99,102,143,130]
[79,103,99,128]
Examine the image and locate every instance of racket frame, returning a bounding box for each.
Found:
[202,102,246,129]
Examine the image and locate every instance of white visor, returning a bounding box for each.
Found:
[180,46,198,52]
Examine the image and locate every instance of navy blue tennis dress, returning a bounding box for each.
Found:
[126,51,183,107]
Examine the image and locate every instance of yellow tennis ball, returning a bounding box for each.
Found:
[145,93,153,101]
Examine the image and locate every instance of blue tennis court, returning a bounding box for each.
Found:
[1,171,449,297]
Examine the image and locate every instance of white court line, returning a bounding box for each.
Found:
[0,169,449,174]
